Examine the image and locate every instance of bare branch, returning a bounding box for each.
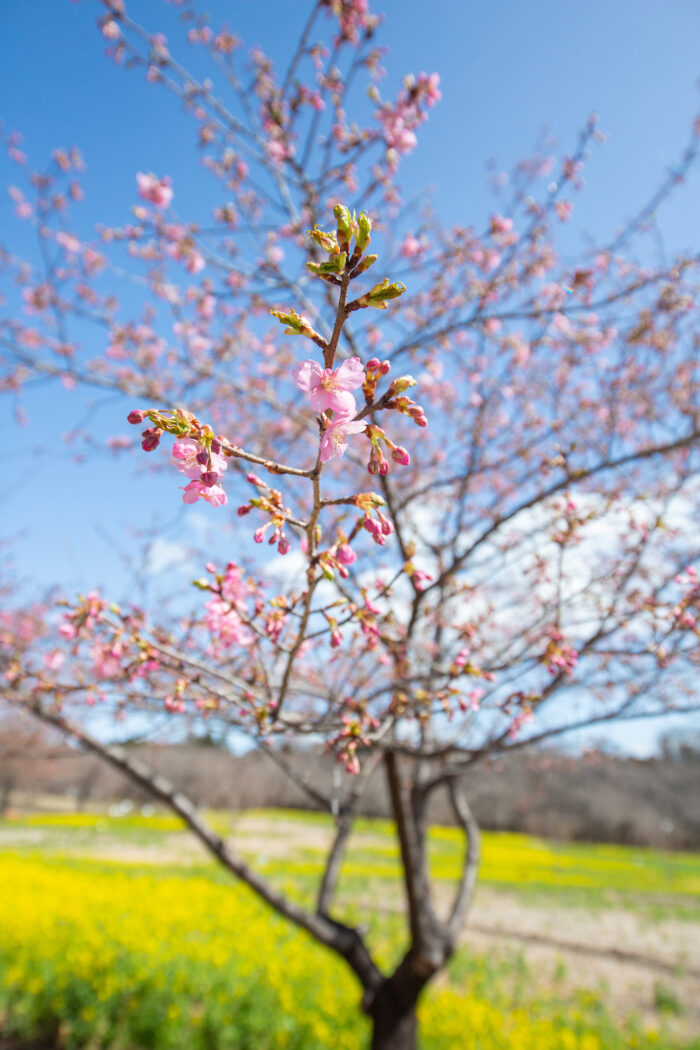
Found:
[15,696,382,991]
[445,780,480,943]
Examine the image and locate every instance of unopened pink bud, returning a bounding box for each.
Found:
[200,471,219,487]
[366,357,381,371]
[127,409,146,424]
[141,427,162,451]
[196,450,209,465]
[336,543,356,566]
[210,439,221,454]
[237,504,252,516]
[368,445,388,475]
[378,513,394,536]
[391,446,410,465]
[277,535,290,555]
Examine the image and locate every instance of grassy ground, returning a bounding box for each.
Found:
[0,806,698,1049]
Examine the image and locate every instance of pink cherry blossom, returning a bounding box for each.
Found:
[184,250,206,275]
[90,641,123,678]
[204,598,253,649]
[400,234,424,258]
[136,172,174,208]
[182,480,228,506]
[293,357,365,413]
[320,409,366,463]
[43,650,66,671]
[173,438,227,481]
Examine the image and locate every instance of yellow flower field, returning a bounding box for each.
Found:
[1,836,696,1050]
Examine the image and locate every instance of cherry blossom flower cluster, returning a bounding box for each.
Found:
[54,593,161,685]
[365,423,410,474]
[173,438,228,507]
[136,172,174,209]
[670,566,700,633]
[201,561,256,656]
[374,71,441,168]
[293,356,367,463]
[328,697,380,775]
[127,407,230,508]
[237,474,293,555]
[317,536,358,582]
[324,0,380,47]
[333,491,391,547]
[272,205,423,468]
[543,626,579,676]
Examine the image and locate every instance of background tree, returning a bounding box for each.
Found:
[2,2,700,1047]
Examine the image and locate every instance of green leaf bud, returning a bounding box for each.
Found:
[334,203,353,251]
[351,253,378,277]
[357,212,372,252]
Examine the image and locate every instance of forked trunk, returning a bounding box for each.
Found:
[368,980,419,1050]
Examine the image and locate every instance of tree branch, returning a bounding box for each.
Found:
[445,779,480,943]
[15,696,382,991]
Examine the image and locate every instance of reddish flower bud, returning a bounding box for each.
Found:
[127,409,146,424]
[141,427,162,451]
[391,445,411,465]
[200,471,219,487]
[196,450,209,465]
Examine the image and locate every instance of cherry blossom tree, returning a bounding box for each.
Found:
[2,2,700,1047]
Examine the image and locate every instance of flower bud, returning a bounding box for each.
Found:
[391,446,411,465]
[127,409,146,424]
[141,427,162,451]
[196,450,209,465]
[336,543,356,566]
[200,471,219,487]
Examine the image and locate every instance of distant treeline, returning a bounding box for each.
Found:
[2,720,699,849]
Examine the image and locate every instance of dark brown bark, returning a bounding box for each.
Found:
[367,979,419,1050]
[0,776,14,819]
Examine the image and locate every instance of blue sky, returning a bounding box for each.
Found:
[1,0,699,753]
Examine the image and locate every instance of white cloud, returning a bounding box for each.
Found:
[145,537,194,577]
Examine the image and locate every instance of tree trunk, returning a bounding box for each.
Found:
[0,776,14,819]
[367,980,419,1050]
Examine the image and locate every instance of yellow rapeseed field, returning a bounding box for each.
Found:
[1,842,690,1050]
